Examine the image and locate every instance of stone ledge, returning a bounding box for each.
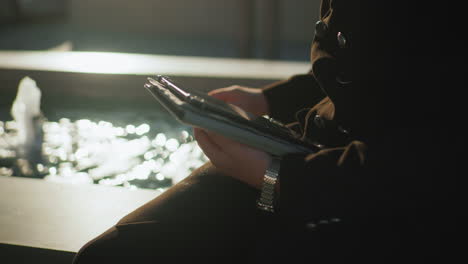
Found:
[0,51,310,80]
[0,176,160,254]
[0,51,309,110]
[0,243,75,264]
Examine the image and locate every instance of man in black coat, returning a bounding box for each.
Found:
[73,1,452,263]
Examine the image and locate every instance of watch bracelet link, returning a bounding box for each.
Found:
[257,157,281,213]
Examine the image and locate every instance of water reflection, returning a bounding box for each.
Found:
[0,117,208,191]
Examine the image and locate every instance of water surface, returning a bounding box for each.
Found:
[0,107,208,191]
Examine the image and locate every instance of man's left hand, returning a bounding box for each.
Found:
[193,128,270,190]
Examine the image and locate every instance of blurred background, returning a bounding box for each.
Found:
[0,0,318,191]
[1,1,319,259]
[0,0,318,59]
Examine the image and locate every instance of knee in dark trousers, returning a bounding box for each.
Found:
[73,162,264,263]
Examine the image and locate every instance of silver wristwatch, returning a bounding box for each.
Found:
[257,156,281,213]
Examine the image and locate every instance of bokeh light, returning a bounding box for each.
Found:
[0,116,208,191]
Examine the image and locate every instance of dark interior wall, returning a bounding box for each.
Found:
[0,0,320,60]
[69,0,246,39]
[280,0,319,42]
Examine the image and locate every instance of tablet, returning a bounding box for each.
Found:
[144,75,322,156]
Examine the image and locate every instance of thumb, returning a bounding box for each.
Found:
[208,91,233,102]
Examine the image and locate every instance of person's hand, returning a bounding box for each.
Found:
[208,85,269,117]
[193,85,271,189]
[193,128,270,189]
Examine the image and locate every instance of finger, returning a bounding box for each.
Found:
[193,128,222,152]
[207,86,235,96]
[208,87,239,102]
[208,91,235,102]
[227,104,252,120]
[193,128,229,164]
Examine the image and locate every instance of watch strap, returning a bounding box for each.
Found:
[257,156,281,213]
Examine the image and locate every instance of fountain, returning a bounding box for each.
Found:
[0,76,208,189]
[10,76,45,177]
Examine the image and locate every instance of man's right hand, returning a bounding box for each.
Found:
[208,85,269,117]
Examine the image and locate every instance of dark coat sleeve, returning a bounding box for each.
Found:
[275,141,403,261]
[257,0,448,260]
[274,134,444,261]
[261,73,326,124]
[278,141,368,222]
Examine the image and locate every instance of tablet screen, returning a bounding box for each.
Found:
[147,76,301,141]
[145,75,321,155]
[150,76,258,121]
